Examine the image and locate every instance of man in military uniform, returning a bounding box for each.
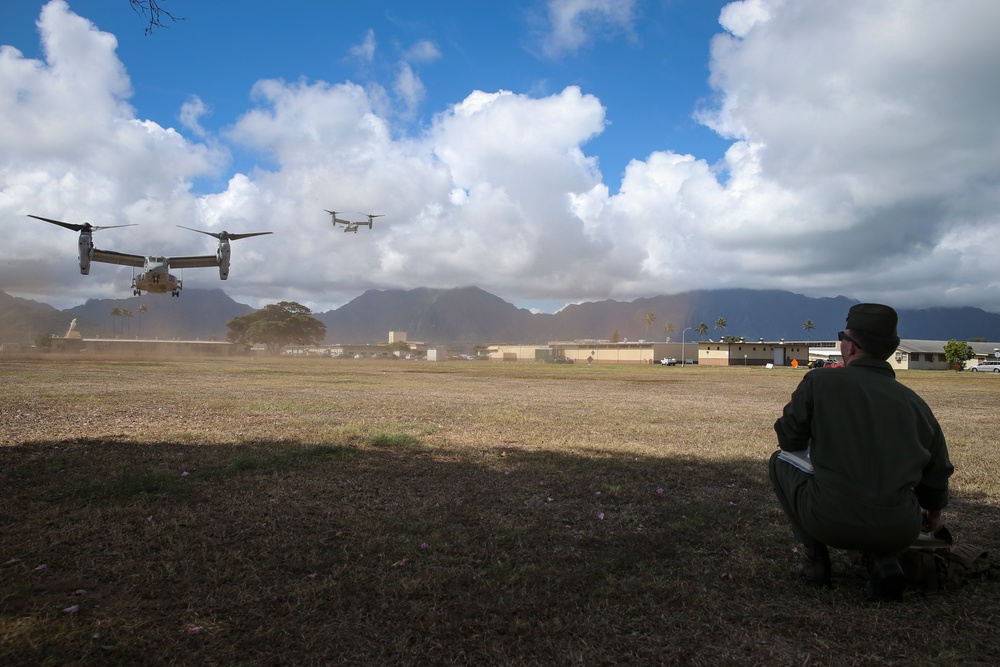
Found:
[769,303,953,600]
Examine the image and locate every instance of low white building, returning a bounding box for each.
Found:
[426,347,449,362]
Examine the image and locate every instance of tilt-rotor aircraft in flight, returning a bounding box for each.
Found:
[324,210,384,233]
[28,214,272,297]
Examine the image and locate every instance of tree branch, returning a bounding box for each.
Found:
[128,0,186,36]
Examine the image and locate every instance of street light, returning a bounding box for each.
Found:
[681,327,692,367]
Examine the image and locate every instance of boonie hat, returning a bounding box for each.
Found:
[846,303,899,342]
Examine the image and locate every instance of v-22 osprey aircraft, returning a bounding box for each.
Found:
[28,214,272,297]
[324,210,384,233]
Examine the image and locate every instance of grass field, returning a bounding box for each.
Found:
[2,355,998,666]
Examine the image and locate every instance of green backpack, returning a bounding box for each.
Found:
[898,526,995,594]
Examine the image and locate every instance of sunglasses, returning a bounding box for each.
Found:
[837,331,859,346]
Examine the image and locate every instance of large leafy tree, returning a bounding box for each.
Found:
[35,333,54,349]
[943,339,975,371]
[227,302,326,355]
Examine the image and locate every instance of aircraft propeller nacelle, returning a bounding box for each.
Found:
[28,215,135,275]
[78,231,94,275]
[217,239,232,280]
[176,225,270,280]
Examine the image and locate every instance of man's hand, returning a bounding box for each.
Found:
[922,509,943,534]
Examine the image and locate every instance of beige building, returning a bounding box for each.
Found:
[697,339,815,367]
[42,323,1000,370]
[36,320,239,357]
[486,339,816,366]
[891,339,1000,371]
[50,336,238,357]
[485,341,682,364]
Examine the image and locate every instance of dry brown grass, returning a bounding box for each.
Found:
[1,355,998,665]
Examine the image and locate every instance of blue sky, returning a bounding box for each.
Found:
[3,1,1000,315]
[1,0,731,191]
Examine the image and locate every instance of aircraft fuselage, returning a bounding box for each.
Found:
[133,257,182,297]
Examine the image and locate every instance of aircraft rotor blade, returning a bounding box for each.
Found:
[178,225,272,241]
[91,223,137,231]
[28,214,136,232]
[177,224,219,239]
[28,214,81,231]
[224,231,273,241]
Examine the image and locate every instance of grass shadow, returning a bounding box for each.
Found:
[2,437,998,666]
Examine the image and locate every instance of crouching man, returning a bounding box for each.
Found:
[768,304,954,600]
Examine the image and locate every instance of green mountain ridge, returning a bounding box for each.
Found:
[3,287,1000,348]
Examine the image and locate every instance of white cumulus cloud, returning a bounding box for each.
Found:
[3,0,1000,316]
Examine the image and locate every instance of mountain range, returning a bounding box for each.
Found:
[3,287,1000,348]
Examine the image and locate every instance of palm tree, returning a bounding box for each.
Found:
[110,306,121,337]
[714,317,727,339]
[122,309,133,337]
[642,312,656,340]
[663,321,675,341]
[696,322,709,340]
[136,304,147,338]
[803,319,815,341]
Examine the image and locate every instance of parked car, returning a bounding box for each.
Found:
[970,360,1000,372]
[660,357,677,366]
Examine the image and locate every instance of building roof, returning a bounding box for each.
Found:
[897,339,1000,355]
